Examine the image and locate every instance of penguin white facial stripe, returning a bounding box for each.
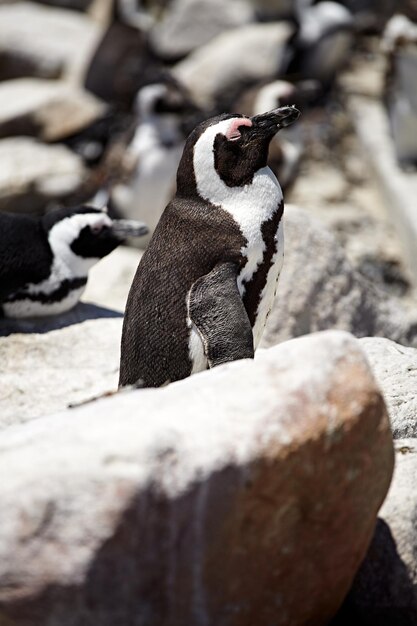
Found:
[48,213,111,278]
[11,212,110,308]
[193,119,283,295]
[49,213,112,249]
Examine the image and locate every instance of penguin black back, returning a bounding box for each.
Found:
[0,213,52,303]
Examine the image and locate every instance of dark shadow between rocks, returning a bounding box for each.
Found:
[331,518,417,626]
[0,302,123,337]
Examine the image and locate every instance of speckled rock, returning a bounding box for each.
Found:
[261,206,417,349]
[0,316,122,430]
[0,137,87,213]
[0,331,393,626]
[360,337,417,439]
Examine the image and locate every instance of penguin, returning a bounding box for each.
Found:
[289,0,354,86]
[111,79,203,246]
[383,14,417,168]
[119,105,300,388]
[0,206,148,319]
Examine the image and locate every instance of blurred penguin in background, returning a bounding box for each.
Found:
[289,0,354,87]
[110,78,204,246]
[0,206,147,318]
[235,79,319,190]
[383,14,417,168]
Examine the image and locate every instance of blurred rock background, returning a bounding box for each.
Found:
[1,0,416,309]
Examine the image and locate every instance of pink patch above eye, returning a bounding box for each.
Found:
[226,117,253,141]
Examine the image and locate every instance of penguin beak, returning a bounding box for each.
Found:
[110,219,149,239]
[251,105,300,135]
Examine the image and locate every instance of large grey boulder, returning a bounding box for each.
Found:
[333,440,417,625]
[0,331,393,626]
[173,21,294,108]
[261,206,417,349]
[0,79,106,142]
[0,317,122,430]
[0,137,87,213]
[151,0,254,61]
[0,2,101,81]
[360,337,417,439]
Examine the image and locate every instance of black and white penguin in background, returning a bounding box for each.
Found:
[234,79,319,190]
[289,0,354,86]
[111,79,204,246]
[383,14,417,168]
[119,105,300,388]
[0,206,148,318]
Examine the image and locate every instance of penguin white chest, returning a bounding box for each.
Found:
[188,168,283,370]
[231,170,284,348]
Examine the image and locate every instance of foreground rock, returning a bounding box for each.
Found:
[0,331,393,626]
[0,2,100,81]
[0,317,122,430]
[334,440,417,625]
[360,338,417,439]
[261,206,417,349]
[0,137,87,213]
[0,79,106,142]
[151,0,254,61]
[173,21,294,108]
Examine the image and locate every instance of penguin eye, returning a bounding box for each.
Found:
[228,130,242,141]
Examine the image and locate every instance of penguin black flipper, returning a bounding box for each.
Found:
[188,262,254,368]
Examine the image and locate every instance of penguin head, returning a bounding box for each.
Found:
[250,80,321,115]
[135,81,198,118]
[42,206,148,274]
[292,1,354,83]
[134,80,201,145]
[177,106,300,193]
